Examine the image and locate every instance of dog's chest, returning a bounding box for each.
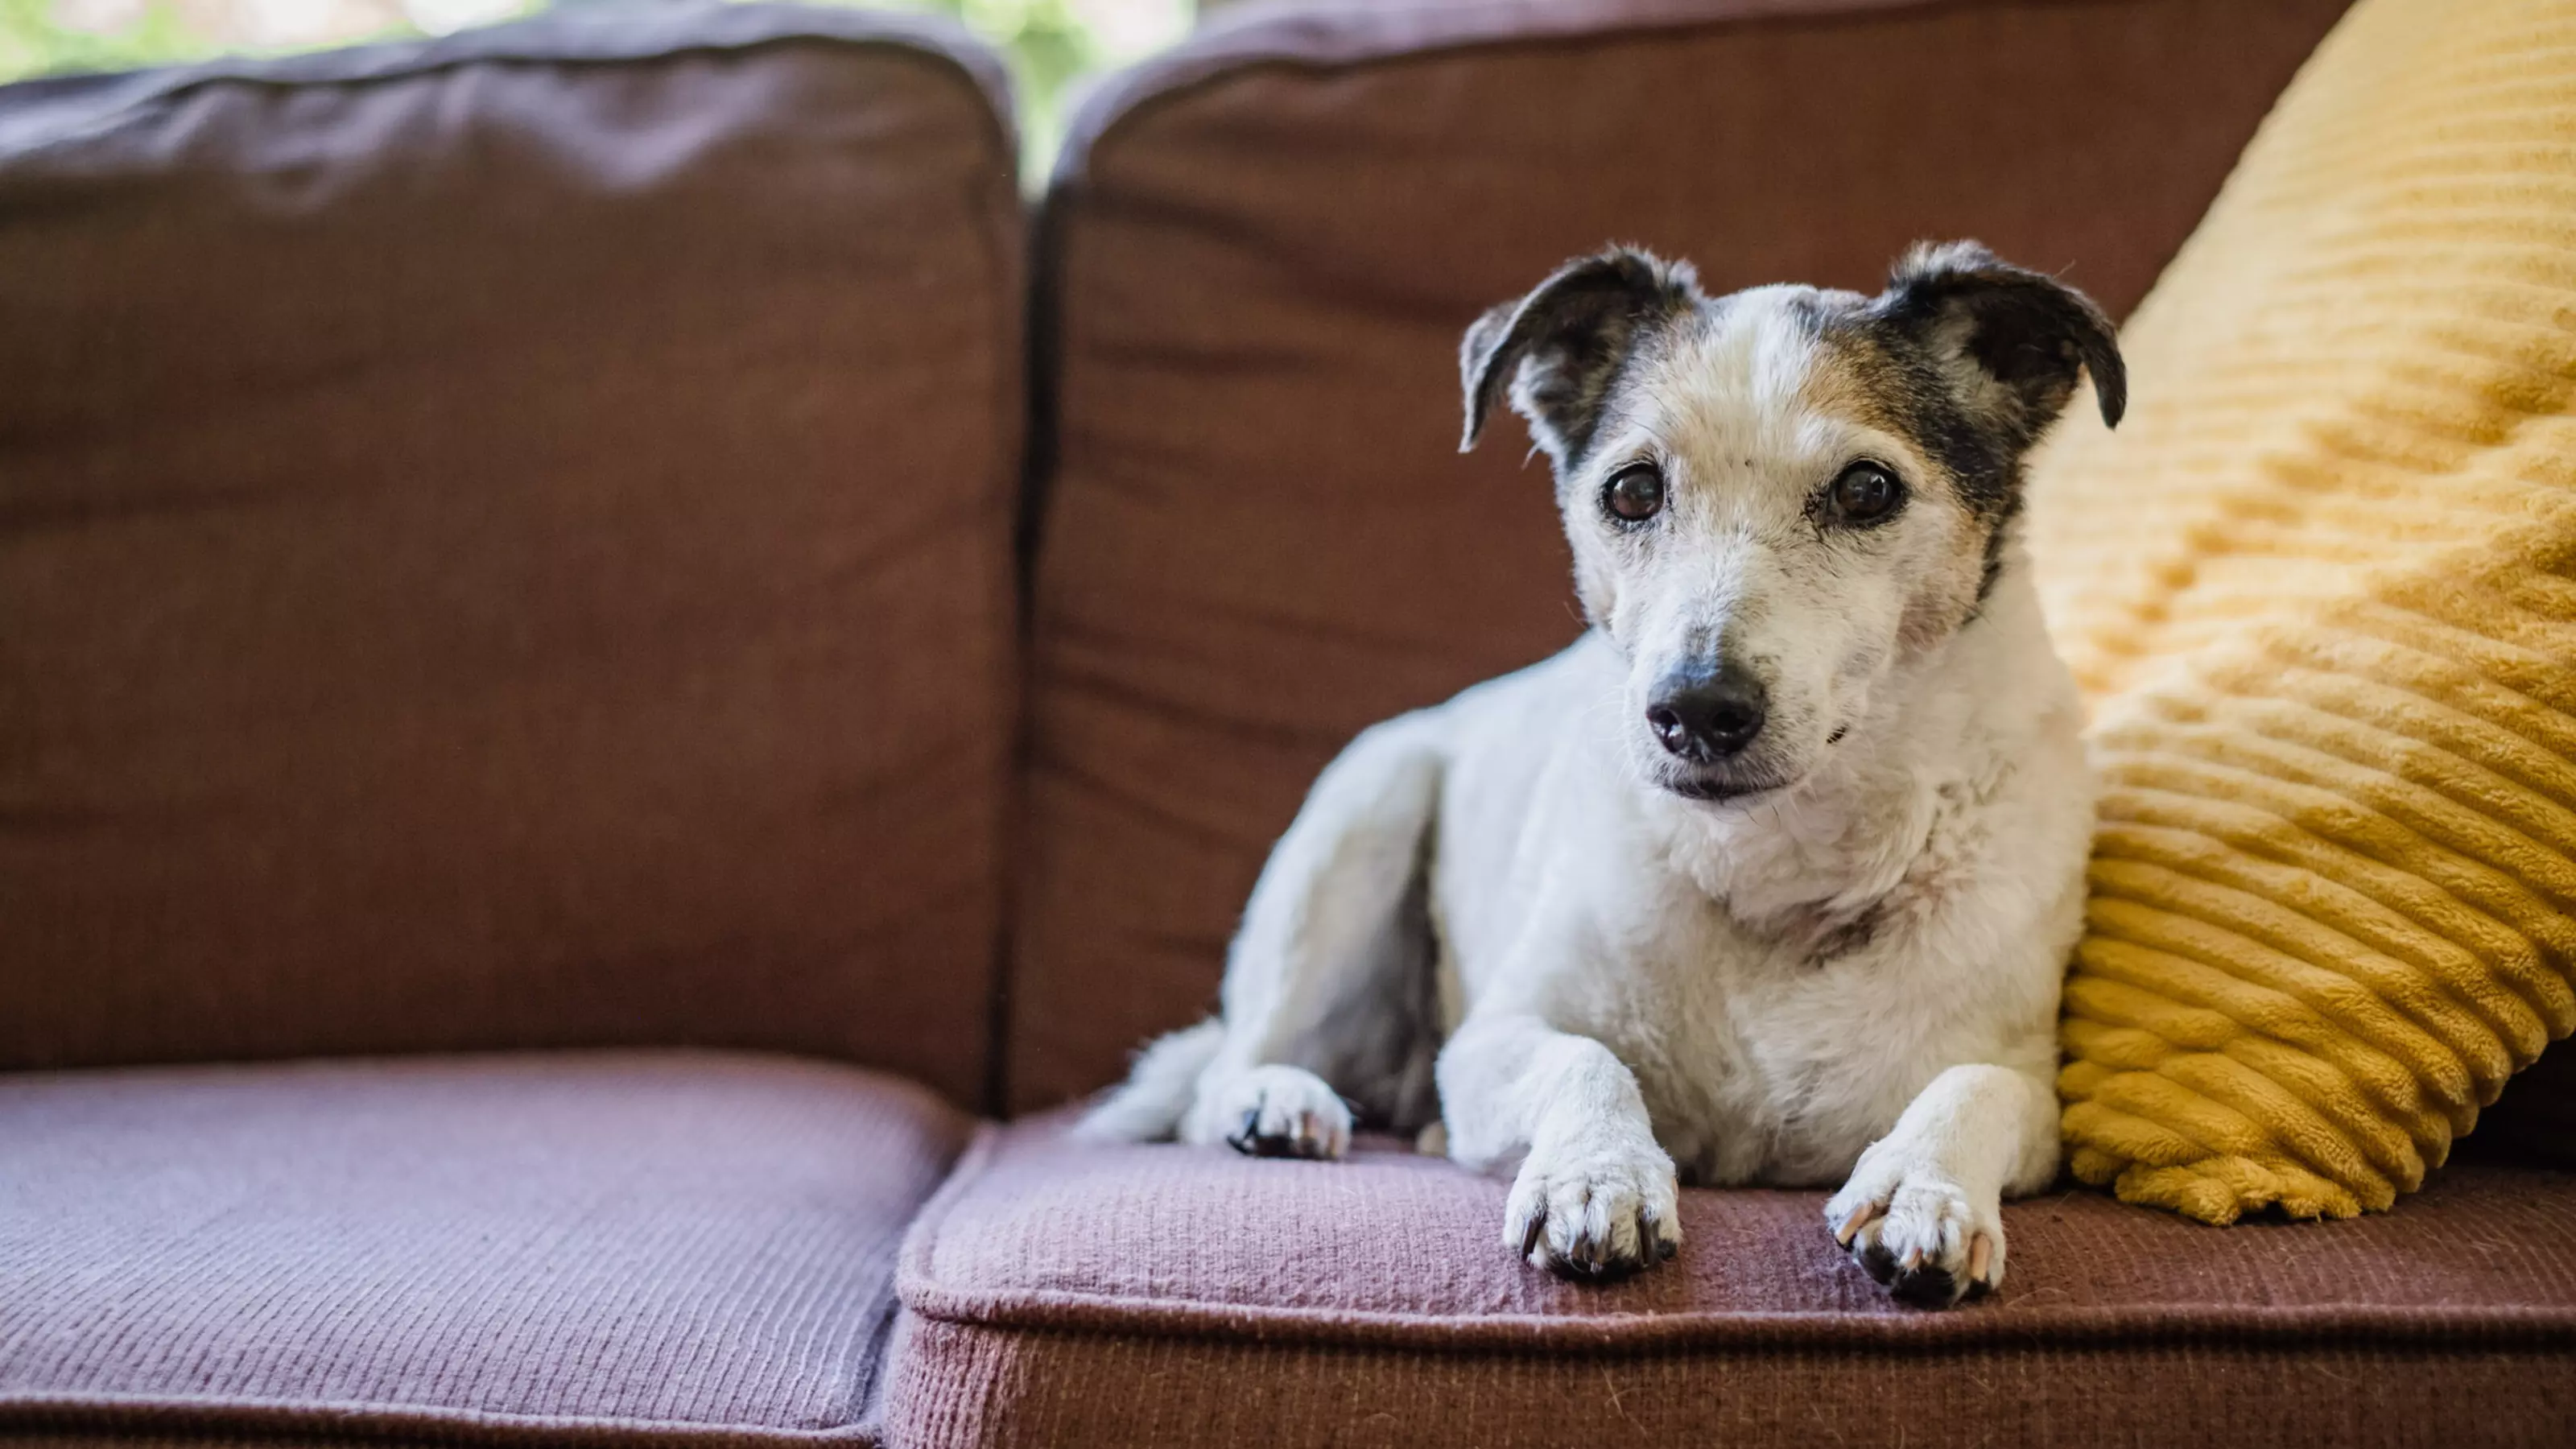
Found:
[1575,879,1989,1187]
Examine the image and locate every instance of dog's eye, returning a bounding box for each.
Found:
[1821,461,1904,526]
[1604,463,1666,524]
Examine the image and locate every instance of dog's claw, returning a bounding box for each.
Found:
[1835,1204,1870,1246]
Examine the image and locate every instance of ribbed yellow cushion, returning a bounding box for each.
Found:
[2027,0,2576,1224]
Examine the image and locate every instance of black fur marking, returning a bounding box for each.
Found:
[1562,342,1661,479]
[1858,1238,1901,1285]
[1817,242,2124,609]
[1974,489,2026,606]
[1827,319,2025,526]
[1879,240,2125,435]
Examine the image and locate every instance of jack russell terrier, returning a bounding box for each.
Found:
[1080,241,2118,1309]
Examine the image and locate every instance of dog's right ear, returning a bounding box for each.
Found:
[1459,247,1699,461]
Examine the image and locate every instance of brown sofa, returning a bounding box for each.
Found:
[4,2,2569,1446]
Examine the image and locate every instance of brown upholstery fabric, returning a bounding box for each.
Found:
[0,4,1022,1106]
[881,1119,2576,1447]
[881,1322,2575,1449]
[0,1052,973,1446]
[1008,0,2358,1112]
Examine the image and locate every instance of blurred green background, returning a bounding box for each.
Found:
[0,0,1195,169]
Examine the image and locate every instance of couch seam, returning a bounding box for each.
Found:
[895,1298,2576,1357]
[976,130,1042,1122]
[892,1276,2576,1354]
[893,1119,1009,1302]
[841,1097,993,1446]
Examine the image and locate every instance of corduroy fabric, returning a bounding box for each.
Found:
[0,1053,973,1445]
[883,1121,2576,1447]
[2027,0,2576,1222]
[0,3,1022,1106]
[1007,0,2354,1114]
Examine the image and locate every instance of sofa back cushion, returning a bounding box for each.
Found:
[0,5,1022,1106]
[1008,0,2355,1112]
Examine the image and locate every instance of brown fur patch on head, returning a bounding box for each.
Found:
[1791,248,2124,605]
[1792,312,1909,446]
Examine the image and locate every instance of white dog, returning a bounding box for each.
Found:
[1080,242,2116,1308]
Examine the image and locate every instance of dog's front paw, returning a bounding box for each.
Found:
[1202,1065,1352,1160]
[1825,1148,2001,1308]
[1505,1135,1682,1282]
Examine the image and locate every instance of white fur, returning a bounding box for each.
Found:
[1081,281,2095,1306]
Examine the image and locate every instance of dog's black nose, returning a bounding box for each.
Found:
[1647,661,1768,762]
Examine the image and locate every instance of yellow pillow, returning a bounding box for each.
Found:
[2028,0,2576,1224]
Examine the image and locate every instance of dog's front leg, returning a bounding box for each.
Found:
[1439,1013,1682,1280]
[1823,1063,2058,1307]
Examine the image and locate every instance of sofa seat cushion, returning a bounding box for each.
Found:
[0,1052,972,1445]
[881,1121,2576,1447]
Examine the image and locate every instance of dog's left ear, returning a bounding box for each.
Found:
[1459,247,1700,461]
[1874,241,2125,447]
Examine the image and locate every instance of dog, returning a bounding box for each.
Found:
[1078,241,2116,1308]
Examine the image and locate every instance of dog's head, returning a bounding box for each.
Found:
[1460,241,2120,805]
